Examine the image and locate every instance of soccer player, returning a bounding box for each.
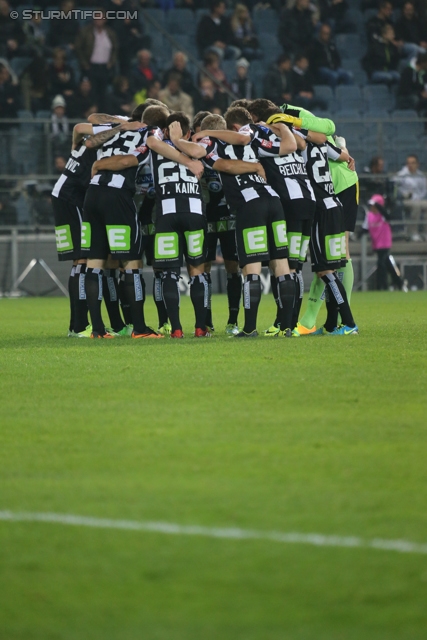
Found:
[192,113,242,335]
[82,106,203,338]
[51,120,123,336]
[269,113,358,335]
[172,106,297,338]
[247,100,319,334]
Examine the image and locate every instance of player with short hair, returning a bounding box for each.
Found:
[172,106,297,337]
[82,106,203,338]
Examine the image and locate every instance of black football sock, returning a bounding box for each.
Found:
[73,264,89,333]
[270,274,280,327]
[226,272,241,325]
[68,266,76,332]
[124,269,148,334]
[118,272,132,325]
[190,273,209,330]
[321,272,355,330]
[292,271,304,330]
[103,269,125,332]
[85,267,105,334]
[153,270,168,328]
[162,271,182,332]
[242,274,261,333]
[205,272,213,327]
[277,274,296,331]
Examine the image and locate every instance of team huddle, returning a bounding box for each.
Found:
[52,96,359,339]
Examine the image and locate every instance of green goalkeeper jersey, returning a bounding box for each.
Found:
[327,135,359,195]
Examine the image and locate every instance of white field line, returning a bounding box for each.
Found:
[1,510,427,555]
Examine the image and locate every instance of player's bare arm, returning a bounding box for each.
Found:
[92,152,203,180]
[72,123,94,149]
[305,131,327,144]
[85,125,123,149]
[169,122,207,158]
[213,159,266,180]
[87,113,125,124]
[145,136,204,178]
[192,129,251,146]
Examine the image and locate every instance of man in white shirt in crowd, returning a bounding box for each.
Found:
[393,154,427,240]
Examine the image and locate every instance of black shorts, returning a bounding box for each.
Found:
[280,196,317,223]
[338,182,359,232]
[81,185,142,261]
[52,195,84,261]
[287,217,312,270]
[309,202,346,273]
[153,212,207,269]
[235,196,289,267]
[138,196,156,266]
[206,204,238,262]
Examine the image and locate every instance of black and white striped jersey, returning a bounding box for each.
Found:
[198,126,279,212]
[51,124,112,206]
[302,141,342,209]
[150,136,204,216]
[255,126,316,204]
[89,127,152,194]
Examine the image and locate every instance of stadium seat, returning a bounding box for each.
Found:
[254,8,277,33]
[335,86,364,114]
[392,109,418,119]
[313,85,334,108]
[140,8,165,29]
[364,85,394,113]
[166,9,196,36]
[336,34,364,59]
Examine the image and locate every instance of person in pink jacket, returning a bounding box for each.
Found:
[363,194,406,291]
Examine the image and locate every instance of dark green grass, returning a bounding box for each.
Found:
[1,292,427,639]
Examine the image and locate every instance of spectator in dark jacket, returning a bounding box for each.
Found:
[162,52,197,99]
[291,54,328,111]
[194,75,228,114]
[263,54,293,106]
[394,1,427,60]
[47,48,76,101]
[310,23,353,88]
[67,77,98,119]
[363,24,400,86]
[111,15,149,75]
[319,0,355,34]
[107,75,134,118]
[48,0,80,50]
[0,62,19,125]
[75,11,118,110]
[365,0,394,44]
[230,4,261,60]
[196,0,240,60]
[131,49,157,93]
[396,52,427,116]
[278,0,316,55]
[231,58,256,101]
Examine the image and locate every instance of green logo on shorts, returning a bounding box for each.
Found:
[272,220,288,248]
[300,235,310,261]
[287,231,301,259]
[81,222,91,248]
[55,225,73,252]
[184,230,204,257]
[325,233,343,260]
[155,232,179,259]
[243,226,267,254]
[106,225,131,251]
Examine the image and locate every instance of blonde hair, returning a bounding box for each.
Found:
[231,3,252,32]
[200,114,226,130]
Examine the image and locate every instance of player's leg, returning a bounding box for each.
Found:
[203,260,214,331]
[121,258,162,338]
[103,256,127,334]
[219,221,241,333]
[80,187,112,338]
[183,215,209,336]
[73,260,89,334]
[336,183,358,320]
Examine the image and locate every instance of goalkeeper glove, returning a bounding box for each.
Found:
[266,113,303,128]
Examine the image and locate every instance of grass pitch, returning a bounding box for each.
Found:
[1,292,427,640]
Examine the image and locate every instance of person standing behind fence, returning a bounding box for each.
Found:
[363,194,407,291]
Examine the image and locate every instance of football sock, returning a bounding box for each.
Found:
[118,272,132,325]
[226,272,241,325]
[299,275,325,329]
[73,264,89,333]
[85,267,105,334]
[242,274,261,333]
[124,269,148,334]
[190,273,209,330]
[103,269,125,332]
[321,272,355,331]
[337,259,354,325]
[337,258,354,303]
[277,274,295,330]
[153,270,168,328]
[162,271,182,332]
[205,272,213,327]
[292,271,304,329]
[270,274,280,327]
[68,265,76,332]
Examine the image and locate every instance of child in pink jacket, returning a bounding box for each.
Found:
[363,194,406,291]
